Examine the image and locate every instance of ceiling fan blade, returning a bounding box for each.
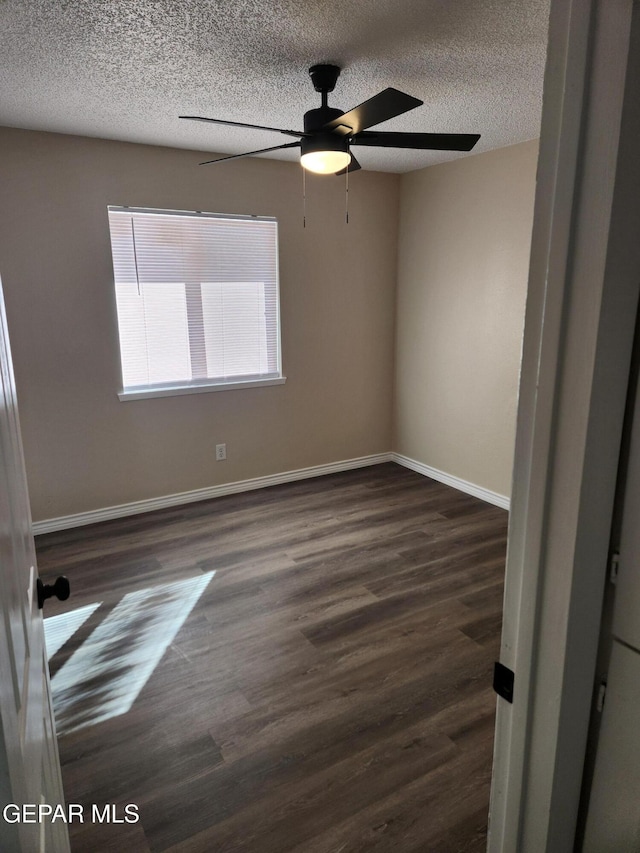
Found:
[324,88,423,136]
[180,115,305,139]
[351,131,481,151]
[335,153,362,175]
[199,141,301,166]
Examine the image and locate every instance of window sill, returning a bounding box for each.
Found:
[118,376,286,401]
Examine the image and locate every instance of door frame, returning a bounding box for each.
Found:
[488,0,640,850]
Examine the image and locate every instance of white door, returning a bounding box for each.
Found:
[582,642,640,851]
[0,276,70,853]
[582,349,640,851]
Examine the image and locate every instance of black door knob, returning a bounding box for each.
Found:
[37,576,71,610]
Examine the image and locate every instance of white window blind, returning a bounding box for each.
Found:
[107,206,282,397]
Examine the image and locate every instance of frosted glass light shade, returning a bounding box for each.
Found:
[300,149,351,174]
[300,132,351,175]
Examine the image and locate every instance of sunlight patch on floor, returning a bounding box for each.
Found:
[50,571,214,735]
[44,602,102,659]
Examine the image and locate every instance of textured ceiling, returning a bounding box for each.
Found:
[0,0,550,173]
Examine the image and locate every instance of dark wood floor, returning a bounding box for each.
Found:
[36,463,508,853]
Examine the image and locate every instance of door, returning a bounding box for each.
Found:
[0,275,70,853]
[582,346,640,852]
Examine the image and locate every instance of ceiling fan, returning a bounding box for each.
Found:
[180,64,480,175]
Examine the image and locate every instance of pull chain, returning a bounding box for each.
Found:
[345,142,350,224]
[302,166,306,229]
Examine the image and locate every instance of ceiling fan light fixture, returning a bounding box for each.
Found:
[300,134,351,174]
[301,149,351,174]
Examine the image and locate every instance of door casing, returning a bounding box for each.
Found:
[488,0,640,850]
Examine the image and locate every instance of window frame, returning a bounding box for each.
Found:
[107,206,286,401]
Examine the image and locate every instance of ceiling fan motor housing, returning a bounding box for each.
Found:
[303,106,345,134]
[300,131,349,160]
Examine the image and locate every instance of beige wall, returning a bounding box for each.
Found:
[394,139,538,499]
[0,126,538,521]
[0,127,399,521]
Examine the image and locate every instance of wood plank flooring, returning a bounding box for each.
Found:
[35,463,508,853]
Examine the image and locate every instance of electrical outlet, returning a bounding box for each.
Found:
[215,443,226,461]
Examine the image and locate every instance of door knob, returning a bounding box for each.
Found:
[37,576,71,609]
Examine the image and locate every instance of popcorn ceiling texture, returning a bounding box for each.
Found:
[0,0,550,172]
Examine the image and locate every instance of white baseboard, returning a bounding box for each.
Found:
[392,452,510,511]
[32,452,394,535]
[33,450,508,535]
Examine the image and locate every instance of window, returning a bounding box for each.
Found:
[107,206,285,400]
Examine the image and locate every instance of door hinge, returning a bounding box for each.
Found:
[493,662,514,703]
[609,551,620,585]
[596,680,607,713]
